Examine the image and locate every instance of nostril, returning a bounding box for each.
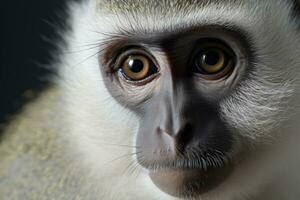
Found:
[175,122,194,148]
[157,122,193,139]
[156,126,173,137]
[156,127,161,134]
[177,122,193,136]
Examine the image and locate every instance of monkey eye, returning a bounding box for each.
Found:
[117,50,159,83]
[193,40,235,80]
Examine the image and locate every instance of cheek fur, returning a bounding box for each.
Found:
[220,72,294,140]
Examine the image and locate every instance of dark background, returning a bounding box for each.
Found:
[0,0,73,128]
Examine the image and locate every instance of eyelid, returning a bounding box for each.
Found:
[118,70,161,86]
[193,39,235,57]
[111,46,153,67]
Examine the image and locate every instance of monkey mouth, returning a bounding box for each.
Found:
[139,154,233,198]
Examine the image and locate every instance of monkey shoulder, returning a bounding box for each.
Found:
[0,87,100,200]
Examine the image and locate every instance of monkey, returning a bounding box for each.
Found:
[0,0,300,199]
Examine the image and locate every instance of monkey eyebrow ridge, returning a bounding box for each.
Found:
[96,0,245,14]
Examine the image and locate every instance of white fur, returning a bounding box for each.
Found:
[59,0,300,199]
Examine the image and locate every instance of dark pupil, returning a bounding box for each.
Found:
[128,58,144,73]
[202,50,220,66]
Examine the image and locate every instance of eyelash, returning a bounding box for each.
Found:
[105,45,142,71]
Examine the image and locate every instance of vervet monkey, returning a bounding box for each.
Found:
[1,0,300,199]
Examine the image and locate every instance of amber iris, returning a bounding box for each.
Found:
[197,48,227,74]
[122,55,150,81]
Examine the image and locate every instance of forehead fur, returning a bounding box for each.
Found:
[97,0,245,14]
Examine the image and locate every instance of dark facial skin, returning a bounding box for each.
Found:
[137,79,234,197]
[99,27,251,197]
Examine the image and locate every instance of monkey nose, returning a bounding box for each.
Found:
[157,122,194,147]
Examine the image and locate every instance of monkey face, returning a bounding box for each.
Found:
[96,16,297,196]
[99,27,254,197]
[62,0,299,199]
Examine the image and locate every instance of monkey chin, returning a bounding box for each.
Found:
[149,165,233,198]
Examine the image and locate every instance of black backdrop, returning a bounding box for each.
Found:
[0,0,74,126]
